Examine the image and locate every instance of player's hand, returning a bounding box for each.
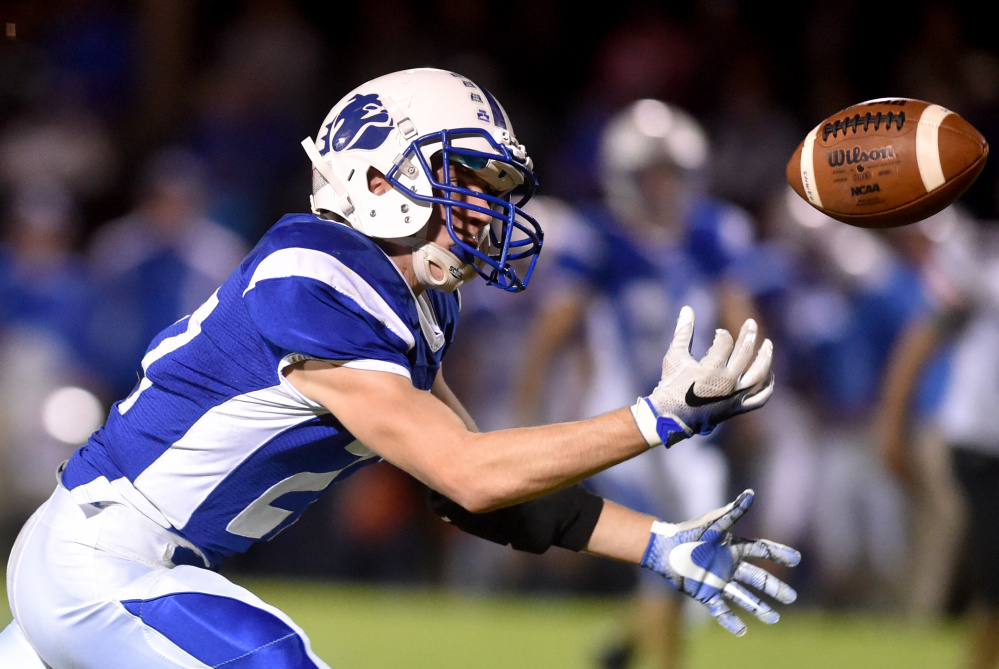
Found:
[640,489,800,636]
[630,306,774,447]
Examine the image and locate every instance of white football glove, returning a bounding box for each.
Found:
[641,489,801,636]
[631,306,774,447]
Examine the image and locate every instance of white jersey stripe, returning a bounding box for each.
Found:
[279,353,412,380]
[133,381,327,529]
[244,247,415,350]
[340,359,412,377]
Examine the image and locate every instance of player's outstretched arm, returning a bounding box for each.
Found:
[284,359,650,512]
[588,492,800,637]
[283,307,774,513]
[631,305,775,448]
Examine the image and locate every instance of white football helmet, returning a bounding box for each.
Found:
[302,68,542,292]
[599,98,709,227]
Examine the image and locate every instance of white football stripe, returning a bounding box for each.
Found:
[799,125,823,208]
[668,541,730,591]
[916,104,952,193]
[245,247,415,351]
[340,358,411,378]
[133,383,327,528]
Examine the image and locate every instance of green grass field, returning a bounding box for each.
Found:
[0,573,968,668]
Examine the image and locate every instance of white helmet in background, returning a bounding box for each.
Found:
[599,98,709,226]
[302,67,543,292]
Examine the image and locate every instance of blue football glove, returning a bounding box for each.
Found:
[631,306,775,447]
[640,489,801,636]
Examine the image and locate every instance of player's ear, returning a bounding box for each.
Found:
[367,167,391,195]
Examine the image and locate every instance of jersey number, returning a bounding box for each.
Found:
[226,470,339,539]
[227,441,376,539]
[119,291,220,414]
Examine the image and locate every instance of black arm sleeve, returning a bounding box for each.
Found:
[427,485,605,554]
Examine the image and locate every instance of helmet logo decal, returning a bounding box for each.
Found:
[320,93,394,155]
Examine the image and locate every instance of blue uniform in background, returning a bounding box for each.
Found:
[0,244,99,374]
[545,196,754,536]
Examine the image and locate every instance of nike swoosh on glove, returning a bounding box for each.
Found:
[641,489,801,636]
[631,306,775,447]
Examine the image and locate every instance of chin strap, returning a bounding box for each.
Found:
[395,237,476,293]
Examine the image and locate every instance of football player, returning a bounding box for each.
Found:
[514,99,766,668]
[0,68,796,669]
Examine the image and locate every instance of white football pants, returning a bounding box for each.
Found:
[0,620,50,668]
[3,483,331,669]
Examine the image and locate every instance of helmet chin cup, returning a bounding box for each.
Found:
[398,238,474,293]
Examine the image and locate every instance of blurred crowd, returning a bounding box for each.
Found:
[3,0,999,659]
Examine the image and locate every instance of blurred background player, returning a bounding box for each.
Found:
[85,146,248,399]
[877,207,999,669]
[0,182,106,557]
[876,211,970,623]
[749,190,937,609]
[513,99,763,669]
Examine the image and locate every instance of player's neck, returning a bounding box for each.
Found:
[375,238,425,295]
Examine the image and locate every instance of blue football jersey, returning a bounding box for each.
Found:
[61,214,459,566]
[553,198,753,414]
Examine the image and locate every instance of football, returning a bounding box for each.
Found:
[786,98,988,228]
